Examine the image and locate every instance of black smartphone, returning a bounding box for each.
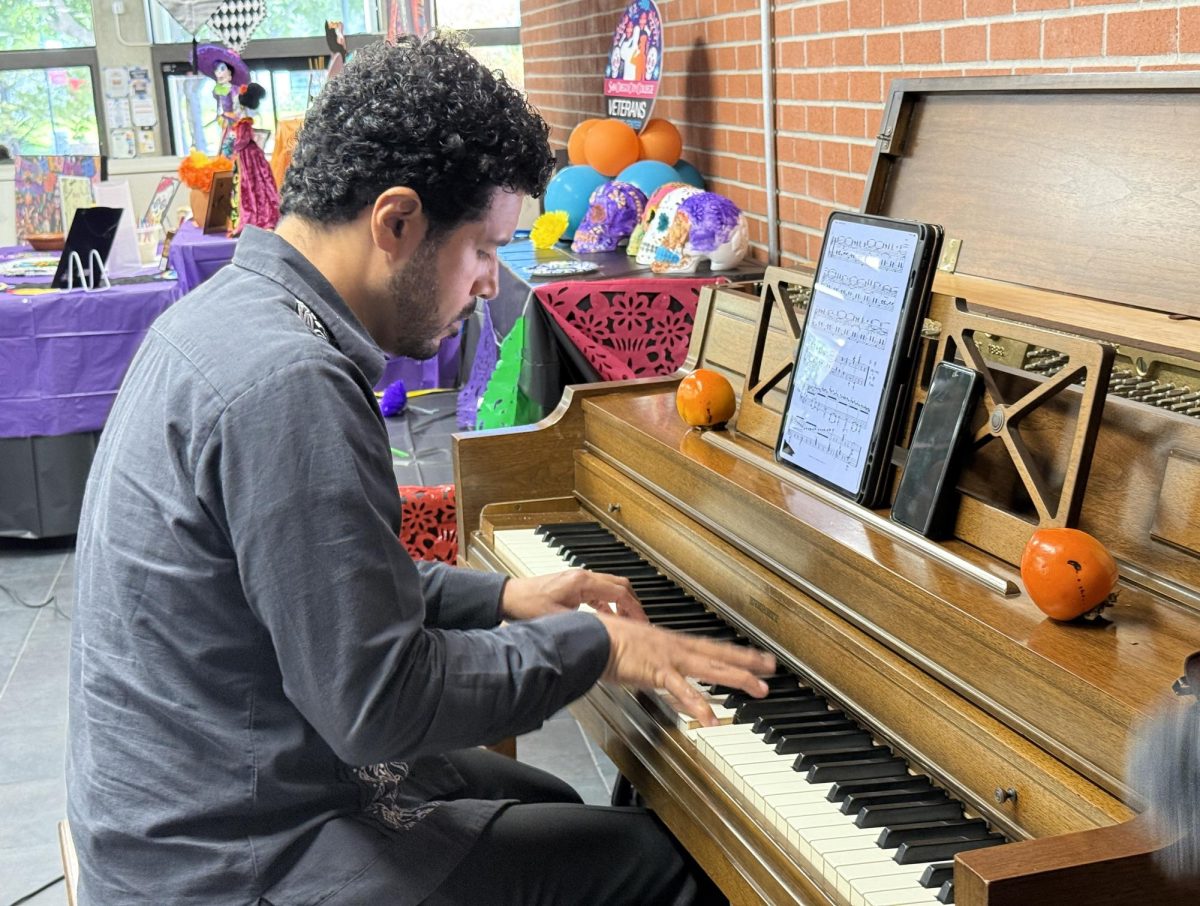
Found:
[775,212,943,506]
[890,361,983,537]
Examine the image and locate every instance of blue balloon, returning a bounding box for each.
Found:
[543,165,607,235]
[616,160,681,199]
[673,159,706,189]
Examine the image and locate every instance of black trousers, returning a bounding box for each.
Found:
[423,749,726,906]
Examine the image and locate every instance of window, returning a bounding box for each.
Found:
[147,0,371,43]
[0,0,95,52]
[436,0,519,30]
[469,44,523,91]
[0,66,100,155]
[0,2,100,156]
[162,60,327,155]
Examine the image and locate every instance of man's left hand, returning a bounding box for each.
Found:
[500,569,647,622]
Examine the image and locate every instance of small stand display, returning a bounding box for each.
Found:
[51,206,124,290]
[775,212,942,507]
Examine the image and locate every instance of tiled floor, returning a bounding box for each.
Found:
[0,393,616,906]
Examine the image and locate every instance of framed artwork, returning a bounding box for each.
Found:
[204,171,234,234]
[58,176,96,235]
[13,155,104,240]
[141,176,180,229]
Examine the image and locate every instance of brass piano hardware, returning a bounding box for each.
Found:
[607,502,621,513]
[988,406,1006,434]
[994,787,1019,805]
[701,430,1020,597]
[938,237,962,273]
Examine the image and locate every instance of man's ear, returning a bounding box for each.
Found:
[370,187,425,261]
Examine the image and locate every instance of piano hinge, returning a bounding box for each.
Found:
[937,237,962,274]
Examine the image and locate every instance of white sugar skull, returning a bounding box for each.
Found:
[635,184,703,267]
[650,191,750,274]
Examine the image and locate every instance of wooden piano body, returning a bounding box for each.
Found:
[453,75,1200,904]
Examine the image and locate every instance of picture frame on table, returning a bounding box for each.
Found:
[58,176,96,237]
[141,176,180,229]
[203,171,234,235]
[51,206,124,289]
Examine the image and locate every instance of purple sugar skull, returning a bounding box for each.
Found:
[651,192,749,274]
[571,181,648,253]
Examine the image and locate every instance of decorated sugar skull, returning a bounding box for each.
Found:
[627,181,687,259]
[651,192,749,274]
[635,184,703,266]
[571,181,647,253]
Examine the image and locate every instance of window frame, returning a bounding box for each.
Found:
[149,28,521,156]
[0,47,106,158]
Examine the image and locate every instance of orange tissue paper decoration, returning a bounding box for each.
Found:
[638,118,683,165]
[1020,527,1120,621]
[178,149,233,192]
[567,118,604,166]
[584,119,640,178]
[675,368,737,428]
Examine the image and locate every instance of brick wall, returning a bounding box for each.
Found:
[521,0,1200,264]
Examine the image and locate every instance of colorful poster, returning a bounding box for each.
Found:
[13,155,103,240]
[603,0,663,131]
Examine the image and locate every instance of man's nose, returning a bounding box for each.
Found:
[472,257,499,301]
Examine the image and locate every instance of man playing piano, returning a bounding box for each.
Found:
[66,34,773,906]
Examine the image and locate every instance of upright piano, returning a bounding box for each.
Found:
[453,75,1200,905]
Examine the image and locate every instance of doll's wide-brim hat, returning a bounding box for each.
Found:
[195,44,250,87]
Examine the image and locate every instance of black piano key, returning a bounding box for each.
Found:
[551,539,629,553]
[937,880,955,904]
[734,696,826,722]
[775,729,872,755]
[649,614,724,628]
[877,818,991,849]
[536,522,603,536]
[628,582,683,595]
[709,671,795,697]
[794,745,895,770]
[569,551,644,566]
[828,774,933,803]
[920,862,955,889]
[894,834,1006,865]
[855,798,964,829]
[767,719,857,747]
[807,757,909,783]
[761,713,848,741]
[840,785,940,815]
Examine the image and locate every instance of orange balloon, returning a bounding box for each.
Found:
[567,118,603,166]
[583,119,640,178]
[675,368,736,428]
[638,118,683,165]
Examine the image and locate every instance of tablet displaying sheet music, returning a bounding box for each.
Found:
[775,212,942,506]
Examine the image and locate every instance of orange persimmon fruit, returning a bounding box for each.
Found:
[1020,527,1119,621]
[676,368,736,428]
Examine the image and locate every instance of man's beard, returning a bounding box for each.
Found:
[385,238,463,360]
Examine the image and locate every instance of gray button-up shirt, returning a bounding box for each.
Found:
[67,228,610,905]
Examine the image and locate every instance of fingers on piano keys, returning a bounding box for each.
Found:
[500,523,1009,904]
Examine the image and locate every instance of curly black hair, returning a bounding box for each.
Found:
[280,34,554,234]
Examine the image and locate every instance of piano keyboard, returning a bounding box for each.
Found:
[493,523,1010,906]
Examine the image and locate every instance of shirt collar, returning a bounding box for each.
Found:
[232,227,387,386]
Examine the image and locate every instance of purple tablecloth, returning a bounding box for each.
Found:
[167,221,238,295]
[0,246,185,438]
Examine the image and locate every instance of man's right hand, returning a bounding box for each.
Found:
[595,612,776,727]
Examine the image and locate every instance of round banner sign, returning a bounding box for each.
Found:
[603,0,663,132]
